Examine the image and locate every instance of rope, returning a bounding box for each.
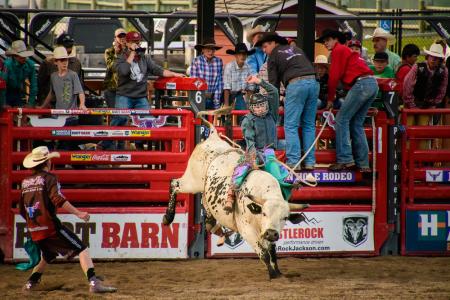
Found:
[223,0,238,42]
[273,0,287,32]
[293,108,334,171]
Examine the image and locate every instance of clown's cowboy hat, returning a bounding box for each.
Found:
[194,38,222,52]
[23,146,60,169]
[6,40,34,57]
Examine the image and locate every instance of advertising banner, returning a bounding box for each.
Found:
[14,213,188,259]
[405,210,450,253]
[209,212,374,256]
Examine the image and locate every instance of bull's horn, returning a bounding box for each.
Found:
[246,194,266,206]
[197,106,232,117]
[288,203,309,211]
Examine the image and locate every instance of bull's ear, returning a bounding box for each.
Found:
[247,203,262,214]
[288,213,306,224]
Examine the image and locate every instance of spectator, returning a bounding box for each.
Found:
[403,43,448,149]
[4,40,37,107]
[39,47,86,151]
[190,38,223,110]
[314,55,330,109]
[396,44,420,99]
[246,25,267,75]
[103,28,127,108]
[37,33,82,105]
[287,38,297,47]
[0,57,6,110]
[316,29,378,172]
[370,52,395,78]
[223,43,255,114]
[256,32,318,171]
[348,39,371,65]
[366,27,401,71]
[102,31,184,150]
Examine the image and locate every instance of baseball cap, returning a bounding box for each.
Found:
[115,28,126,37]
[56,33,75,48]
[126,31,142,42]
[373,52,389,61]
[348,39,362,49]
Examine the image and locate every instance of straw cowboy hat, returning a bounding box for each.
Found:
[6,40,34,57]
[194,38,222,51]
[51,46,69,60]
[423,43,445,59]
[23,146,60,169]
[226,42,256,55]
[365,27,395,44]
[246,25,265,44]
[314,54,329,65]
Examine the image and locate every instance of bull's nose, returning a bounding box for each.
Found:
[264,229,279,242]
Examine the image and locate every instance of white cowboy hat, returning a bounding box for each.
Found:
[365,27,395,44]
[246,25,265,44]
[423,43,445,58]
[23,146,60,168]
[5,40,34,58]
[314,54,329,65]
[52,46,69,60]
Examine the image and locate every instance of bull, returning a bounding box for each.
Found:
[163,108,308,279]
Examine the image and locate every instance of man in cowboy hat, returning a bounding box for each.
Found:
[20,146,117,293]
[246,25,267,74]
[366,27,401,71]
[223,43,255,115]
[4,40,37,107]
[403,43,448,149]
[37,33,82,105]
[316,28,378,173]
[190,38,224,109]
[103,28,127,108]
[256,31,318,171]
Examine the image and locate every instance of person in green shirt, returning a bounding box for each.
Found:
[369,52,395,78]
[4,40,37,107]
[367,27,401,71]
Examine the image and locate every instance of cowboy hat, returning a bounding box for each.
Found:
[365,27,395,44]
[315,29,346,44]
[6,40,34,58]
[423,43,445,59]
[226,43,256,55]
[314,54,329,65]
[23,146,60,169]
[246,25,265,44]
[51,46,69,60]
[254,32,288,47]
[194,38,222,51]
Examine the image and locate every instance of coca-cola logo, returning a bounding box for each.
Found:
[92,154,110,161]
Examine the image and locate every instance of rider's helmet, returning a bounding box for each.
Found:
[248,93,269,117]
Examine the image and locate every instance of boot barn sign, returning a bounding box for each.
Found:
[13,213,188,259]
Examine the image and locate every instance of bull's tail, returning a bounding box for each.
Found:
[196,106,232,133]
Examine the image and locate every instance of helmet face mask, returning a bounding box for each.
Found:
[249,94,269,117]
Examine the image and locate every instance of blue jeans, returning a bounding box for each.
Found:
[284,78,319,167]
[102,95,149,150]
[335,77,378,168]
[231,93,246,124]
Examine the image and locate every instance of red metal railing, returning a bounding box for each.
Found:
[0,108,196,261]
[400,108,450,255]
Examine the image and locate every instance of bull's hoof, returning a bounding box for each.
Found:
[162,214,174,225]
[268,270,283,280]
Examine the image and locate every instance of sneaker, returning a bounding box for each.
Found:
[22,280,39,292]
[89,277,117,293]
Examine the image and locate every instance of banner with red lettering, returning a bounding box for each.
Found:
[14,213,188,259]
[209,212,374,256]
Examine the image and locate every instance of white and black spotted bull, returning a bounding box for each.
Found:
[162,108,308,279]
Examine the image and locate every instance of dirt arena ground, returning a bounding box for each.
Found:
[1,256,450,299]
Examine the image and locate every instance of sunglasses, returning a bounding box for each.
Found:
[116,33,126,38]
[55,58,68,62]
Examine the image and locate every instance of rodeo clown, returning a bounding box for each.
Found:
[224,75,301,212]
